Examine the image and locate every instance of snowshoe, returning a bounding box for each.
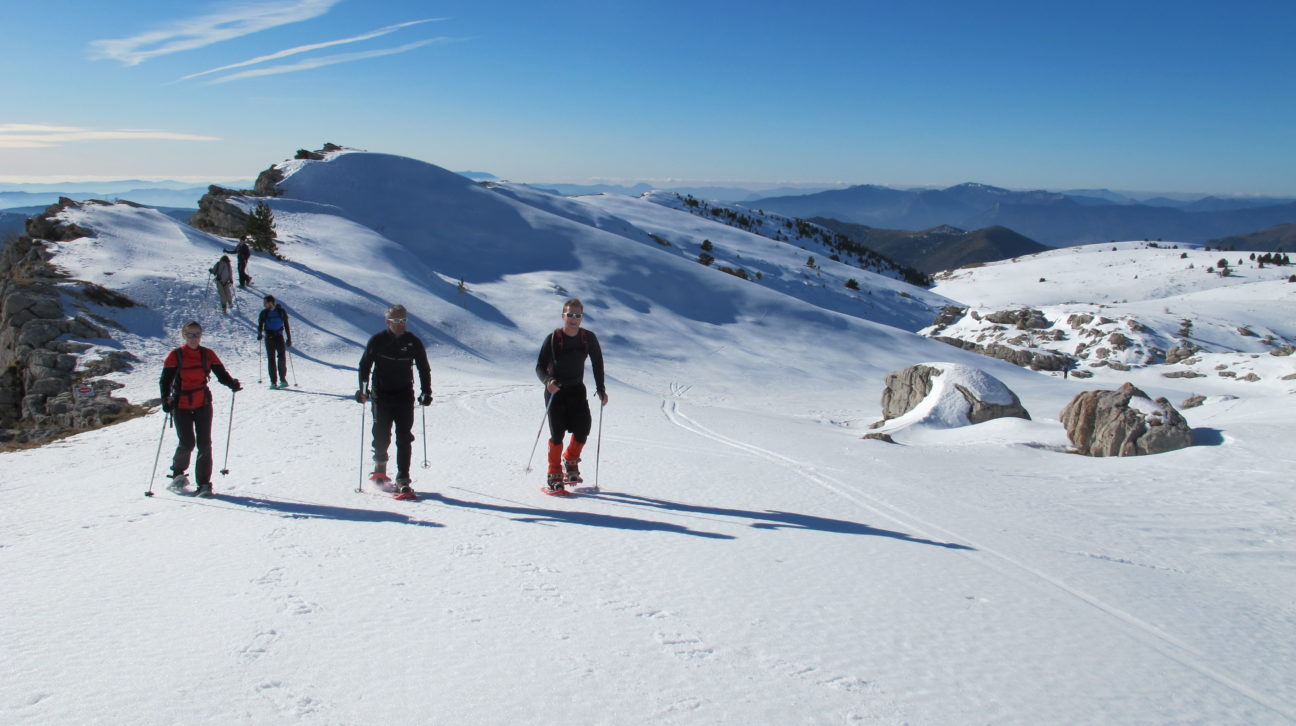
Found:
[392,476,417,500]
[167,473,189,492]
[543,472,572,496]
[194,484,214,498]
[393,485,418,501]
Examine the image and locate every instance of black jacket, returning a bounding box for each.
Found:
[535,328,605,395]
[223,241,251,264]
[358,330,431,396]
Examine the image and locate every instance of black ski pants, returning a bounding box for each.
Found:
[171,403,214,485]
[546,383,592,445]
[371,391,415,477]
[264,332,287,384]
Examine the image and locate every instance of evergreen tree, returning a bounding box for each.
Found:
[244,201,279,254]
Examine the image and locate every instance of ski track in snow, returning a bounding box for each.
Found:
[659,394,1296,722]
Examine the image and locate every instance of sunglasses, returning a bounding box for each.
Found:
[565,312,583,319]
[387,317,407,323]
[184,332,202,339]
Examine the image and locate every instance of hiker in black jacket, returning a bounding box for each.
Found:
[355,304,431,495]
[224,237,253,288]
[535,297,607,491]
[256,295,293,389]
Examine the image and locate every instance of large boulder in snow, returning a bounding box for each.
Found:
[871,363,1030,430]
[1060,382,1193,457]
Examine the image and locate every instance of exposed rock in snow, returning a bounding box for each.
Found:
[871,362,1030,431]
[1060,382,1193,456]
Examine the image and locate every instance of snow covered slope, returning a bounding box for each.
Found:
[927,241,1296,392]
[3,151,1294,725]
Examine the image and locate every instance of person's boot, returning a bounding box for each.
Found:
[563,458,582,484]
[167,473,189,492]
[546,472,565,492]
[194,483,213,498]
[563,440,585,484]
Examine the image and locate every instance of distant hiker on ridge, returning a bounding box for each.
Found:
[355,304,432,499]
[224,236,253,288]
[535,297,607,493]
[160,320,241,498]
[210,254,235,314]
[257,294,293,389]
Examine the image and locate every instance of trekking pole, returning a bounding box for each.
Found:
[219,391,236,476]
[288,346,299,387]
[356,388,367,493]
[144,411,172,497]
[593,399,604,492]
[257,341,263,384]
[523,395,556,473]
[421,405,430,469]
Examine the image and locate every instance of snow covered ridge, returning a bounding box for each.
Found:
[642,190,929,285]
[925,241,1296,389]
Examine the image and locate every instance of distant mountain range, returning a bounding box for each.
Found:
[1206,223,1296,253]
[808,219,1050,274]
[747,183,1296,247]
[530,182,847,203]
[0,186,217,210]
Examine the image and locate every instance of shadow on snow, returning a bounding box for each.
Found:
[219,494,442,528]
[593,492,976,550]
[432,489,735,540]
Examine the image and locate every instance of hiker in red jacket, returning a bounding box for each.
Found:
[534,298,607,492]
[159,320,241,497]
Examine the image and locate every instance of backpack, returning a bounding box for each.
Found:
[550,328,588,357]
[264,307,285,332]
[169,345,212,409]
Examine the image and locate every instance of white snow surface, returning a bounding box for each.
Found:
[3,152,1295,725]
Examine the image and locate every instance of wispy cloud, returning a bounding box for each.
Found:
[206,38,446,84]
[0,125,220,149]
[178,18,445,82]
[90,0,344,66]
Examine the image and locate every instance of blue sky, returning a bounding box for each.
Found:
[2,0,1294,195]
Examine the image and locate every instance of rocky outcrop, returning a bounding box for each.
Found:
[873,363,1030,429]
[984,307,1050,330]
[932,336,1076,372]
[1060,382,1193,457]
[0,201,142,446]
[1165,342,1200,364]
[189,185,251,238]
[191,143,344,236]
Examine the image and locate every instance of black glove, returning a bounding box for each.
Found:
[230,380,242,392]
[418,392,432,406]
[257,334,262,341]
[354,389,367,404]
[286,340,292,348]
[161,399,173,413]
